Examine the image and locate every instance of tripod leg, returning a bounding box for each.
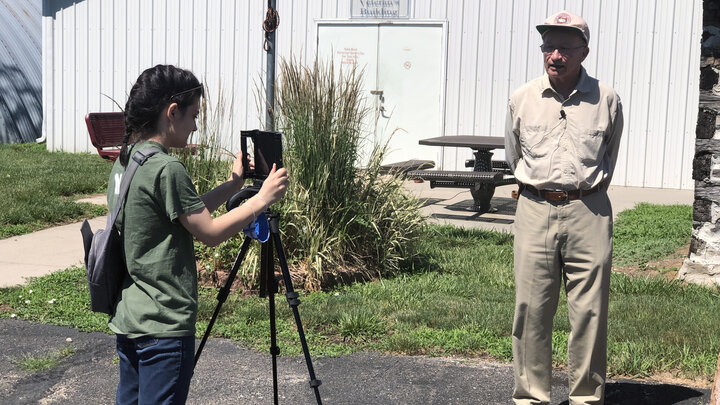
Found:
[195,236,253,367]
[269,219,323,405]
[262,239,281,405]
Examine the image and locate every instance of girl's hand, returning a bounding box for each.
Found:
[257,164,289,205]
[229,150,253,190]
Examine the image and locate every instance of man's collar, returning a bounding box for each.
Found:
[574,67,592,93]
[540,66,592,95]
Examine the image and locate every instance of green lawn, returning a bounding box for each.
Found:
[1,207,716,383]
[0,143,111,239]
[613,203,693,266]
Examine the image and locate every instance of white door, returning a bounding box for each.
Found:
[317,22,445,165]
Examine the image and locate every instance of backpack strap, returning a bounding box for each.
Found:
[106,147,164,229]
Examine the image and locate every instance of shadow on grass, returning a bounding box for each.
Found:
[398,253,441,276]
[428,224,514,245]
[396,224,514,277]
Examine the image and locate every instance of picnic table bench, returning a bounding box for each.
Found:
[85,112,126,161]
[85,112,197,162]
[380,159,436,175]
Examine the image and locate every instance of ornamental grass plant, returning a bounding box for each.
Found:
[273,57,426,290]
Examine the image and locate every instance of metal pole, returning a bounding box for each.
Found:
[265,0,276,131]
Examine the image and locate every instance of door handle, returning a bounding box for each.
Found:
[371,90,390,118]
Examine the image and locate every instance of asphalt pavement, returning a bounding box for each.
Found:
[0,319,710,404]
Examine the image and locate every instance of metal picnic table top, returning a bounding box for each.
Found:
[418,135,505,150]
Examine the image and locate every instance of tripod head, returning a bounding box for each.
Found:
[227,182,269,242]
[226,181,262,211]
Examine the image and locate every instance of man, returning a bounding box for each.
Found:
[505,10,623,405]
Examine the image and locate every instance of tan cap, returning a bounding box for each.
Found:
[536,10,589,44]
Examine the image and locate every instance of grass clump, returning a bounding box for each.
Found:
[14,345,77,372]
[274,57,425,289]
[338,310,386,341]
[0,143,111,238]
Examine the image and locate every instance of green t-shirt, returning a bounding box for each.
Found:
[106,141,205,338]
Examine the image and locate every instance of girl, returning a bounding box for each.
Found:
[108,64,289,404]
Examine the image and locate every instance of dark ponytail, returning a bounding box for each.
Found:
[119,65,204,166]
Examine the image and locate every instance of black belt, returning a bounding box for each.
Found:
[519,183,601,203]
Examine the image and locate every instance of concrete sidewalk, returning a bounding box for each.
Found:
[406,182,694,234]
[0,216,106,288]
[0,185,694,288]
[0,195,109,287]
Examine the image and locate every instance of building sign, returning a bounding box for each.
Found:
[351,0,409,19]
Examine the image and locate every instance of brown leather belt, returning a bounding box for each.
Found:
[520,183,601,203]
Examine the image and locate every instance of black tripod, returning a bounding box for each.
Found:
[194,185,322,404]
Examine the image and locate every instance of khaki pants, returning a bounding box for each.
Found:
[512,189,612,405]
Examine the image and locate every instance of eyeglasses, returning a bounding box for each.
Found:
[539,44,586,55]
[169,84,204,100]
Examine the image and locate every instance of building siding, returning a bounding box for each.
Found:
[1,0,42,144]
[43,0,701,189]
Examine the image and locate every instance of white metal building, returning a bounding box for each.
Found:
[42,0,702,189]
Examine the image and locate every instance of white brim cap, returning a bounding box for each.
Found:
[536,10,590,44]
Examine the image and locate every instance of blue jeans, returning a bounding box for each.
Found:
[116,334,195,405]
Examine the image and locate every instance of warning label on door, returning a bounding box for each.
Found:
[337,48,365,65]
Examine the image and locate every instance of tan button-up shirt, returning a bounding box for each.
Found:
[505,67,623,191]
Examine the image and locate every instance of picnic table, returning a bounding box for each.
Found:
[408,135,516,213]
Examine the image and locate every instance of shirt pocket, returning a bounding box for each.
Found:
[574,129,605,166]
[519,125,553,159]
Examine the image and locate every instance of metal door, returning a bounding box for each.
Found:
[317,22,446,165]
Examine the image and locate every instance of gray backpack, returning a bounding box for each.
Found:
[80,147,161,314]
